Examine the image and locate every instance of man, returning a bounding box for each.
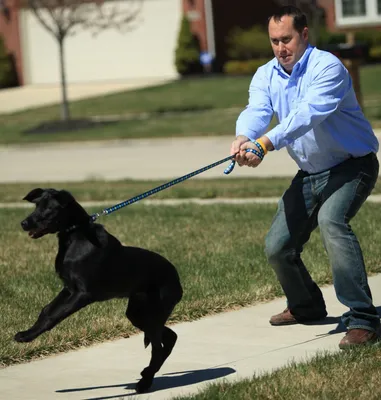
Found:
[230,5,380,349]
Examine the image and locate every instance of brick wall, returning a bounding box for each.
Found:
[0,0,23,85]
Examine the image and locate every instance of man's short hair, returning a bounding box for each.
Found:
[269,5,308,33]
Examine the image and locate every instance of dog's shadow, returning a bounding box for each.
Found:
[56,366,236,399]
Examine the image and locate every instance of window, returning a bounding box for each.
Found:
[342,0,366,16]
[335,0,381,26]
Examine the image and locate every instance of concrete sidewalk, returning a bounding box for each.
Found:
[1,274,380,400]
[2,133,381,183]
[0,136,301,182]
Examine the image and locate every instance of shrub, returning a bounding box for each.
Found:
[223,58,271,75]
[317,27,381,48]
[317,28,346,47]
[0,37,17,88]
[174,16,202,76]
[226,25,273,61]
[369,45,381,60]
[354,30,381,47]
[317,27,381,62]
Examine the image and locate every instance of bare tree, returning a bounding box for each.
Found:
[28,0,144,121]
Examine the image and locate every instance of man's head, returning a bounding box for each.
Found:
[268,6,309,73]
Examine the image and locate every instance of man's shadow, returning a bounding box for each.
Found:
[56,366,236,399]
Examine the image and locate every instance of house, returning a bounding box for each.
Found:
[0,0,23,84]
[1,0,379,87]
[0,0,182,86]
[183,0,282,72]
[321,0,381,30]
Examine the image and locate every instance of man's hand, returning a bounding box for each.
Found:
[230,135,250,166]
[240,141,263,168]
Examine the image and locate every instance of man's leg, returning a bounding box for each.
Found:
[265,172,327,323]
[318,154,380,344]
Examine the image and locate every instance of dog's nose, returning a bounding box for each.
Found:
[21,220,29,230]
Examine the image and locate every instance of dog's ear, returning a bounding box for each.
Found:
[55,190,75,207]
[23,188,45,203]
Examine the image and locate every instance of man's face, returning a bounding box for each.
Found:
[268,15,308,73]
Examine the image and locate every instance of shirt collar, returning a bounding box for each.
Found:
[274,44,314,78]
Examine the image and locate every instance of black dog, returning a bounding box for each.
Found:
[15,188,183,393]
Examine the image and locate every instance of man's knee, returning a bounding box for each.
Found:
[265,233,290,267]
[318,213,347,238]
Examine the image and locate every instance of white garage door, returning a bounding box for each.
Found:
[20,0,181,84]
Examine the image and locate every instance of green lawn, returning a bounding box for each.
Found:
[1,202,381,367]
[361,63,381,96]
[0,76,250,144]
[1,176,380,204]
[0,178,291,203]
[1,64,381,144]
[174,346,381,400]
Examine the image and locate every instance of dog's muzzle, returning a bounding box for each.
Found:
[21,219,49,239]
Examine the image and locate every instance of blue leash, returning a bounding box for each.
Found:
[90,155,242,221]
[90,148,263,221]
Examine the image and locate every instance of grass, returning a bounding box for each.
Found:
[0,76,251,144]
[361,63,381,96]
[1,201,381,368]
[1,176,381,204]
[0,178,291,203]
[0,108,242,144]
[1,64,381,144]
[173,346,381,400]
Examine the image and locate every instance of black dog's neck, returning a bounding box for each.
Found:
[63,220,91,235]
[57,219,90,237]
[58,216,102,249]
[59,202,94,236]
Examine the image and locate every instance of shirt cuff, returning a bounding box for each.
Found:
[235,130,261,141]
[265,125,284,150]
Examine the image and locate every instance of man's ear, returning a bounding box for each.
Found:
[55,190,75,207]
[23,188,45,203]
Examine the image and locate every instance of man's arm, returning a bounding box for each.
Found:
[235,66,274,140]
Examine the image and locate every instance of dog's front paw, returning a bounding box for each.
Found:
[14,330,36,343]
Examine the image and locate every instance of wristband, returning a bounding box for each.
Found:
[253,138,268,156]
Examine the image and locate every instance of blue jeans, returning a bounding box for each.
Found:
[265,153,380,332]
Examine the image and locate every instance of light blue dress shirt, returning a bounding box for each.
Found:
[236,44,379,173]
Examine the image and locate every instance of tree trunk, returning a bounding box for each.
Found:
[58,37,70,121]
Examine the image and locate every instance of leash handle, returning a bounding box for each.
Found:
[91,154,236,221]
[224,148,264,175]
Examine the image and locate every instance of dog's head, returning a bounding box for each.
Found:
[21,188,77,239]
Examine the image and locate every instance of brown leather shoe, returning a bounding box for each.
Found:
[339,328,379,349]
[269,308,298,326]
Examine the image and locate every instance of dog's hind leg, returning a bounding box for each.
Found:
[135,327,177,393]
[161,326,177,361]
[126,291,179,393]
[137,328,166,393]
[159,283,182,362]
